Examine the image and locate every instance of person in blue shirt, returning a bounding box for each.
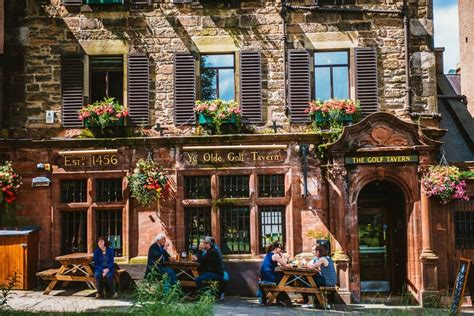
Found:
[144,232,177,285]
[93,236,117,299]
[193,237,224,292]
[259,241,291,305]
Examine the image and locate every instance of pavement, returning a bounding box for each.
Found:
[4,289,474,315]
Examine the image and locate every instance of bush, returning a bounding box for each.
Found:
[132,270,214,316]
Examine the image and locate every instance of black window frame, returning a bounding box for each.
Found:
[184,207,212,252]
[184,176,212,200]
[258,174,285,198]
[313,50,350,101]
[259,206,286,253]
[95,178,123,203]
[219,175,250,198]
[60,179,88,203]
[61,210,88,255]
[89,55,124,104]
[220,206,251,255]
[453,199,474,249]
[95,209,123,257]
[200,53,236,101]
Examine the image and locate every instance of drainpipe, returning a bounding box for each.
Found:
[403,0,412,114]
[300,144,309,197]
[282,0,288,114]
[284,3,402,15]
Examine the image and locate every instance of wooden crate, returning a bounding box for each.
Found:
[0,227,40,290]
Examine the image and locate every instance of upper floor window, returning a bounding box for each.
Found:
[314,51,349,101]
[90,56,124,104]
[200,54,235,101]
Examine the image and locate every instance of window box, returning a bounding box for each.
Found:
[84,116,130,138]
[311,111,353,124]
[198,112,238,125]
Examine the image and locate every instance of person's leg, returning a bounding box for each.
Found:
[94,271,104,297]
[162,267,177,285]
[314,274,327,287]
[195,272,212,289]
[105,271,115,296]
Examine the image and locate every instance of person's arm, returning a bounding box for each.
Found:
[309,257,328,270]
[106,248,115,271]
[93,249,100,272]
[272,253,289,267]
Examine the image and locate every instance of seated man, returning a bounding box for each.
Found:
[144,232,177,285]
[93,236,118,299]
[193,237,224,291]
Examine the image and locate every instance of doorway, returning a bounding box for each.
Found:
[358,181,406,293]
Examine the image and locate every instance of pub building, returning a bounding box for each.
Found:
[0,0,473,305]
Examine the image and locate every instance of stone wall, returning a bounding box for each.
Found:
[459,0,474,115]
[2,0,435,136]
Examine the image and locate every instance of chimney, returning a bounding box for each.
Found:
[435,47,445,74]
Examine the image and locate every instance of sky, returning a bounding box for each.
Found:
[433,0,459,73]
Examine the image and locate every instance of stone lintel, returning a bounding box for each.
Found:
[305,31,358,50]
[192,36,242,53]
[79,40,129,55]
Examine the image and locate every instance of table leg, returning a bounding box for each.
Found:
[266,274,290,305]
[43,265,67,295]
[84,265,97,290]
[308,277,326,309]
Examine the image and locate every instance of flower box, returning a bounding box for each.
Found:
[198,113,237,125]
[79,98,130,138]
[195,100,242,134]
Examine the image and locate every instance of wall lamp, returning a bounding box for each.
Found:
[32,176,51,188]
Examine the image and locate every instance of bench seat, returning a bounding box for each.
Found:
[36,269,59,280]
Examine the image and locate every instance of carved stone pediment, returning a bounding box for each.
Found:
[328,112,441,154]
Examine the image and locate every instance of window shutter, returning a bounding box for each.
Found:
[288,49,310,123]
[174,53,196,125]
[63,0,82,5]
[239,51,262,124]
[355,47,379,116]
[61,56,84,128]
[128,54,150,125]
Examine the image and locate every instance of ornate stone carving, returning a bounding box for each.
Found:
[358,125,410,148]
[327,164,347,180]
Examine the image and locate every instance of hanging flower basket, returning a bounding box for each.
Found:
[0,161,22,205]
[195,99,242,135]
[127,159,170,207]
[421,165,469,204]
[306,99,360,130]
[79,97,130,137]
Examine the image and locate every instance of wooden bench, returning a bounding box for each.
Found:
[36,269,59,281]
[317,286,338,309]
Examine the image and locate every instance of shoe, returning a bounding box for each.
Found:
[218,293,225,301]
[301,304,313,308]
[111,293,119,299]
[95,293,103,299]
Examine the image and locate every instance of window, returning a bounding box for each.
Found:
[185,207,212,251]
[96,209,123,257]
[184,176,211,199]
[453,199,474,249]
[96,179,123,202]
[61,211,87,255]
[61,180,87,203]
[260,206,285,252]
[258,174,285,198]
[90,56,124,104]
[200,54,235,101]
[220,206,250,254]
[314,51,349,101]
[219,175,249,198]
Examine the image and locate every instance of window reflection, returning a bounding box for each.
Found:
[314,51,349,101]
[201,54,235,101]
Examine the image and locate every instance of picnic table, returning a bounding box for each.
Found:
[262,266,336,309]
[36,253,96,295]
[165,261,200,287]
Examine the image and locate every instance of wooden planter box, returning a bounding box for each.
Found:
[0,226,40,290]
[84,116,129,138]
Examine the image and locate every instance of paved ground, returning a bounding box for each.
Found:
[5,290,474,315]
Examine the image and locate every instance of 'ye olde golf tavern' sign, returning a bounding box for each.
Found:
[345,155,419,165]
[182,145,287,166]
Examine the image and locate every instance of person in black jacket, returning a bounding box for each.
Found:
[192,237,224,289]
[144,232,177,285]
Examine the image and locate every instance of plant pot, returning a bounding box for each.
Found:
[84,116,130,138]
[198,113,214,125]
[311,112,327,123]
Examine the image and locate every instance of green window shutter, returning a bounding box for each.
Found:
[84,0,124,4]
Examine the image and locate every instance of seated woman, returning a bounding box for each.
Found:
[306,244,337,287]
[259,241,291,305]
[93,236,118,299]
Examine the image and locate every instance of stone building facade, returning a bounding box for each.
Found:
[1,0,472,305]
[459,0,474,116]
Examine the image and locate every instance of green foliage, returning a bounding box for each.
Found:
[79,97,129,131]
[127,160,170,207]
[132,269,214,316]
[0,272,19,311]
[195,99,242,135]
[460,171,474,179]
